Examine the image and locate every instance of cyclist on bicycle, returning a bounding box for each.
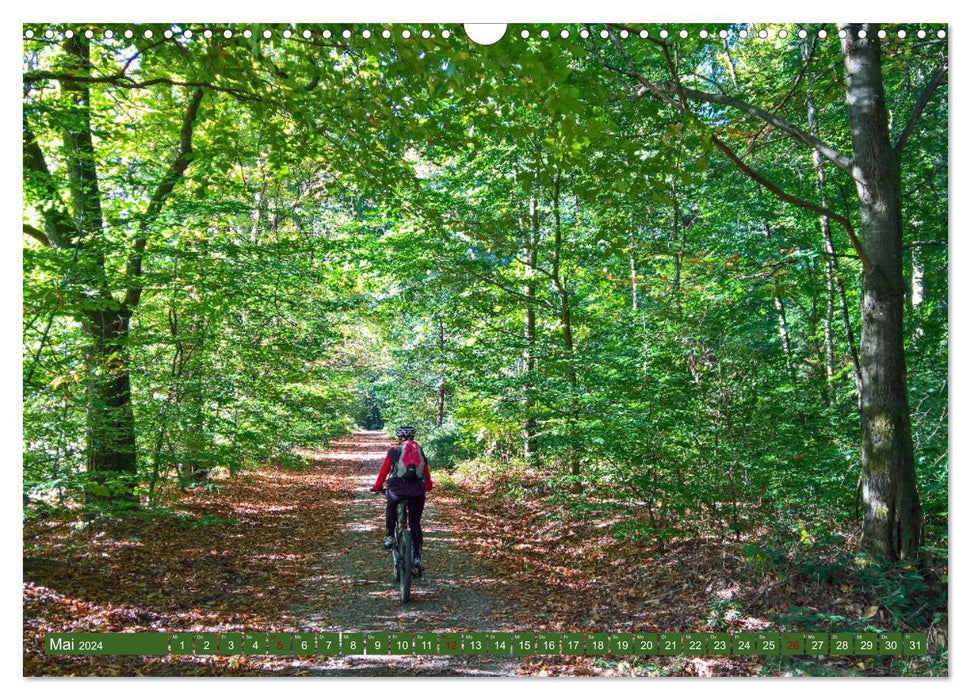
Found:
[371,425,433,573]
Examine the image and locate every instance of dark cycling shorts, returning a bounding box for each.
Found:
[384,477,427,556]
[385,476,426,500]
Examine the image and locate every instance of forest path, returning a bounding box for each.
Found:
[287,430,520,675]
[24,431,519,676]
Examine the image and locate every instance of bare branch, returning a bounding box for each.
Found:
[24,70,262,103]
[710,133,872,274]
[602,24,852,174]
[740,36,818,159]
[638,80,854,176]
[461,262,555,310]
[894,62,948,155]
[607,33,870,273]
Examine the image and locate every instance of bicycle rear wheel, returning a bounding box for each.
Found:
[391,500,405,584]
[398,530,413,603]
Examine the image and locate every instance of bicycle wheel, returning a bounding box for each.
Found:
[399,530,413,603]
[391,501,405,584]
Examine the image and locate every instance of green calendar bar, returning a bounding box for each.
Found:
[513,632,535,655]
[537,632,560,655]
[562,633,585,655]
[414,632,438,655]
[464,633,488,655]
[585,633,608,656]
[634,633,658,656]
[734,633,758,656]
[218,633,242,656]
[342,633,365,655]
[806,633,829,655]
[391,633,413,655]
[45,633,168,656]
[757,632,780,656]
[366,632,389,655]
[38,630,934,657]
[244,631,267,655]
[609,633,634,656]
[488,632,511,656]
[781,632,805,656]
[293,632,315,656]
[441,633,462,655]
[708,633,731,656]
[267,632,291,655]
[880,633,903,656]
[170,632,193,655]
[904,633,928,656]
[830,633,854,655]
[684,633,707,655]
[658,632,683,655]
[854,632,879,656]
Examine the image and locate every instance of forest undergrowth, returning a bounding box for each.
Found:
[439,459,949,676]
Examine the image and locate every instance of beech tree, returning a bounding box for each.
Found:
[24,36,207,503]
[607,22,946,559]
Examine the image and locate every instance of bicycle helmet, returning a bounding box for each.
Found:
[395,425,417,440]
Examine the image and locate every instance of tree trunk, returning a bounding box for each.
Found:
[841,24,922,560]
[670,174,683,299]
[83,309,138,502]
[629,217,639,311]
[522,194,540,466]
[911,250,925,307]
[757,186,794,375]
[27,37,203,508]
[62,36,139,505]
[806,86,863,399]
[437,319,447,426]
[550,174,580,481]
[806,93,837,395]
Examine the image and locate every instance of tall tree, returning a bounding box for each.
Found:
[24,35,205,504]
[612,22,946,559]
[840,26,923,559]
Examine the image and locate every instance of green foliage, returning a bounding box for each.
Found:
[421,422,472,469]
[744,520,945,631]
[22,24,946,580]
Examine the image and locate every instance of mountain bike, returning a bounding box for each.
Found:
[391,499,413,603]
[385,493,423,603]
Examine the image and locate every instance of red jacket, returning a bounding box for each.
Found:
[372,443,433,492]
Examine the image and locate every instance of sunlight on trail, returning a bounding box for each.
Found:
[319,451,388,462]
[299,431,520,675]
[234,503,297,514]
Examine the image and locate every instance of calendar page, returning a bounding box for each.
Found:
[21,16,948,680]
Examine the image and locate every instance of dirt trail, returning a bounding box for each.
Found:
[264,431,521,676]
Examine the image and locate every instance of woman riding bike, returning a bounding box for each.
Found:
[371,425,433,573]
